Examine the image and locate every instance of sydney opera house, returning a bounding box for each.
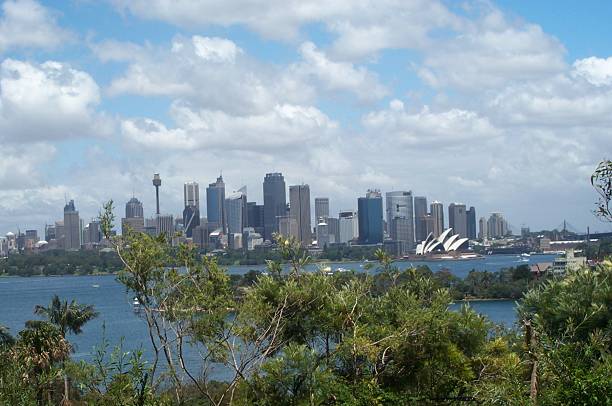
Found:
[415,228,469,256]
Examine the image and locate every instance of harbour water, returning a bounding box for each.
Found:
[0,254,553,377]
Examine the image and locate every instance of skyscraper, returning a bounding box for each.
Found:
[430,201,444,237]
[206,175,226,232]
[263,173,286,241]
[358,190,383,245]
[226,189,248,235]
[448,203,467,238]
[184,181,200,208]
[339,211,358,243]
[289,184,312,245]
[487,212,507,239]
[247,202,264,235]
[314,197,330,222]
[125,197,144,218]
[63,200,80,250]
[467,206,477,240]
[156,214,174,240]
[122,197,145,235]
[413,196,428,243]
[386,191,414,252]
[479,217,488,240]
[182,181,201,238]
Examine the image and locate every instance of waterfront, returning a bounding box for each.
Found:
[0,254,553,377]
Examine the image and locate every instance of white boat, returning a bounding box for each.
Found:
[91,284,100,288]
[132,297,141,312]
[521,253,531,257]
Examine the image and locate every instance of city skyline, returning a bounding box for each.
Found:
[1,1,612,235]
[0,170,592,238]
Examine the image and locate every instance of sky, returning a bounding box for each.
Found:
[1,0,612,235]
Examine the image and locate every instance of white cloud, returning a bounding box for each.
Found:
[417,8,566,89]
[362,100,499,147]
[111,0,460,59]
[0,143,55,189]
[573,56,612,86]
[122,101,338,153]
[105,35,314,115]
[0,58,110,142]
[291,41,387,102]
[0,0,72,53]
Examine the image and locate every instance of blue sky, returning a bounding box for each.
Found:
[1,0,612,235]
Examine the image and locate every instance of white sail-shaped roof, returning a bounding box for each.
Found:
[443,234,460,251]
[449,238,469,251]
[437,228,453,244]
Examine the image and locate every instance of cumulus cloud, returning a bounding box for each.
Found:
[573,56,612,86]
[111,0,460,59]
[417,8,566,89]
[0,143,55,189]
[0,58,111,142]
[104,35,314,115]
[122,101,338,153]
[291,42,387,102]
[0,0,72,53]
[362,99,499,147]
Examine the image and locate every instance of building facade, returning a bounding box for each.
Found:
[467,206,477,240]
[206,175,226,232]
[63,200,80,250]
[386,191,415,251]
[430,201,444,237]
[263,173,286,242]
[448,203,467,238]
[289,184,312,245]
[339,211,358,243]
[358,190,383,245]
[413,196,428,243]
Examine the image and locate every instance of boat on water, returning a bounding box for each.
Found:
[91,284,100,288]
[132,297,141,313]
[521,253,531,257]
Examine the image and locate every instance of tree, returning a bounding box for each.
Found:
[34,295,98,404]
[592,159,612,221]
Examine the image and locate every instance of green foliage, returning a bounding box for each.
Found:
[592,159,612,221]
[34,294,99,338]
[0,249,123,276]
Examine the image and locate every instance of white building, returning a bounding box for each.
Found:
[339,211,358,244]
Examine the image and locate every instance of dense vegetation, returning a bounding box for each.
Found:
[0,250,123,277]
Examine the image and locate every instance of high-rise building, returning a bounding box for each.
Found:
[314,197,329,222]
[156,214,174,240]
[386,191,415,251]
[182,181,201,238]
[448,203,467,238]
[339,211,358,243]
[413,196,428,243]
[125,197,144,218]
[289,184,312,245]
[247,202,264,235]
[182,205,200,238]
[430,201,444,238]
[184,181,200,208]
[85,221,101,244]
[278,215,298,240]
[327,217,339,244]
[206,175,226,232]
[358,190,383,245]
[122,197,145,235]
[63,200,80,250]
[479,217,488,240]
[316,218,329,247]
[263,173,286,242]
[487,212,507,239]
[226,189,248,235]
[467,206,477,240]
